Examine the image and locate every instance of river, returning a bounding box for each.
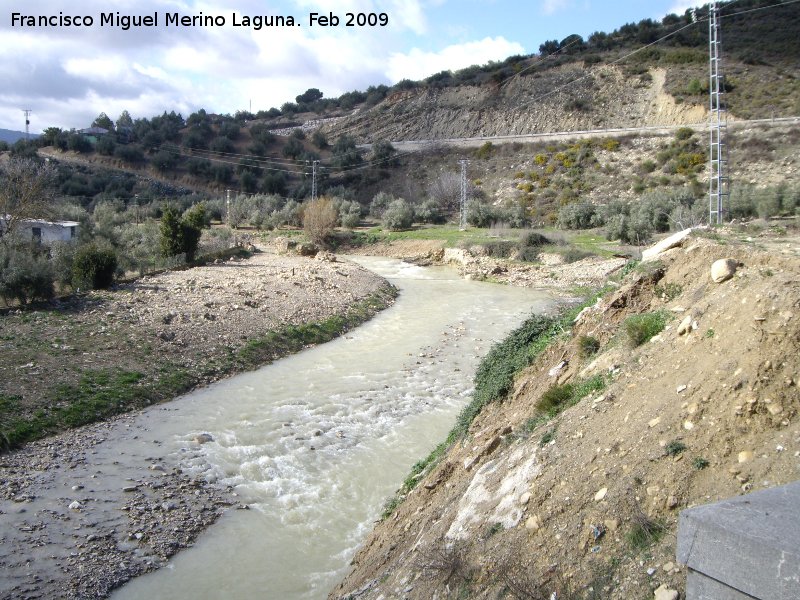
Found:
[110,257,553,599]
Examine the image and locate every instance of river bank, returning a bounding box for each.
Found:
[345,238,628,289]
[0,248,395,450]
[0,248,397,599]
[1,255,555,600]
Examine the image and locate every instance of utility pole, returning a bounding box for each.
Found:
[22,109,32,141]
[459,159,469,230]
[226,189,231,225]
[708,0,728,225]
[311,160,320,201]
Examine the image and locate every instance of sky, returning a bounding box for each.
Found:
[1,0,707,133]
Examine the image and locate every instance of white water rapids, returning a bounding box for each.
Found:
[110,257,553,599]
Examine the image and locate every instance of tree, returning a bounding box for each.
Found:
[0,240,54,305]
[283,136,304,159]
[71,243,117,290]
[92,112,114,131]
[312,130,328,149]
[539,39,560,55]
[296,88,324,104]
[116,110,133,130]
[160,204,207,262]
[303,197,338,245]
[371,140,398,166]
[382,199,414,231]
[0,158,55,237]
[332,135,363,169]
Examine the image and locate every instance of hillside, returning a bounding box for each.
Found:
[8,0,796,213]
[331,227,800,599]
[0,129,36,144]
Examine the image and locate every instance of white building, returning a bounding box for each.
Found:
[0,217,80,243]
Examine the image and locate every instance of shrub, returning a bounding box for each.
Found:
[474,141,494,159]
[665,439,687,456]
[337,199,362,229]
[519,231,551,247]
[623,311,667,347]
[466,201,500,228]
[577,335,600,358]
[114,144,144,163]
[382,198,414,231]
[560,246,594,263]
[72,243,117,290]
[369,191,394,218]
[303,197,338,245]
[0,241,54,304]
[539,383,574,414]
[160,205,206,262]
[415,199,446,224]
[558,202,598,230]
[481,240,517,258]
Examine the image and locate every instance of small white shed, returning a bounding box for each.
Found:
[17,219,80,243]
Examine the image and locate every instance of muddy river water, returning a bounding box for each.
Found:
[108,257,553,599]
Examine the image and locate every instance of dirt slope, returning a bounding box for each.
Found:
[331,229,800,599]
[323,65,707,144]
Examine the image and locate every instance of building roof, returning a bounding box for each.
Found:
[77,127,109,135]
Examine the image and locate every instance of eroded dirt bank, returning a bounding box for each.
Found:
[332,231,800,600]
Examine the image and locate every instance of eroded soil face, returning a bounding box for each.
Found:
[332,229,800,600]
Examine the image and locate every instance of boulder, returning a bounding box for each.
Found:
[642,228,693,261]
[653,584,678,600]
[296,243,318,257]
[710,258,737,283]
[315,251,337,262]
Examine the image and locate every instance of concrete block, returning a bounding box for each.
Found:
[677,481,800,600]
[686,571,757,600]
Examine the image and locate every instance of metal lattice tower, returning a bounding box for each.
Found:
[311,160,319,201]
[459,159,469,230]
[708,1,729,225]
[22,109,32,141]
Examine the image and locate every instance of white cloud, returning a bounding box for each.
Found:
[666,1,705,17]
[541,0,570,15]
[387,36,526,83]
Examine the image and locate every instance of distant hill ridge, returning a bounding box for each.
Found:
[0,129,38,144]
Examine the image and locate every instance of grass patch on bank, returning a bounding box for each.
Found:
[1,368,193,450]
[235,287,397,368]
[350,225,515,249]
[623,310,669,347]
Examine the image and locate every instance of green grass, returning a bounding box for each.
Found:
[577,335,600,359]
[626,517,666,552]
[623,311,669,347]
[566,231,619,258]
[539,429,557,447]
[235,288,397,368]
[538,374,607,417]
